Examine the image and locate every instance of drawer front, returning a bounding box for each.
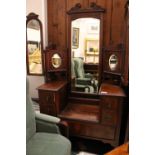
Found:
[39,90,54,105]
[40,105,57,116]
[101,96,118,110]
[68,122,115,140]
[101,109,117,126]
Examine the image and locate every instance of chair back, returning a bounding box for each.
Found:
[73,57,85,78]
[26,77,36,142]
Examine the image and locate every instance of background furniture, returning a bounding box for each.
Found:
[26,13,44,75]
[26,78,71,155]
[105,142,129,155]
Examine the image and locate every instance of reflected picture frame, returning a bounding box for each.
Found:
[85,39,99,56]
[72,27,79,49]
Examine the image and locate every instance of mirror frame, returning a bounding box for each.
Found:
[26,12,44,76]
[67,3,106,95]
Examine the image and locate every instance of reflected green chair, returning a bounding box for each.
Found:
[71,57,98,93]
[26,78,71,155]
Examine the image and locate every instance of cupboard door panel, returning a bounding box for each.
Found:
[102,97,118,110]
[68,122,115,140]
[39,91,54,105]
[101,109,117,126]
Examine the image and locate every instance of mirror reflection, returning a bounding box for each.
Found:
[71,18,100,94]
[109,54,118,71]
[51,53,62,68]
[27,19,43,74]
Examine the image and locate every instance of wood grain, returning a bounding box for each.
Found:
[105,142,129,155]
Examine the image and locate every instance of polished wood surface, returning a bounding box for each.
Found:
[47,0,128,47]
[105,142,129,155]
[38,81,67,116]
[37,81,67,91]
[59,103,99,123]
[99,83,126,97]
[37,0,129,147]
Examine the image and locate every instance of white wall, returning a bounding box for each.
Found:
[72,18,99,63]
[26,0,47,98]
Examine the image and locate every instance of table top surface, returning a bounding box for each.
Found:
[105,143,129,155]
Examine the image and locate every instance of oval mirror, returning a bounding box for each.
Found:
[51,53,62,68]
[109,54,118,71]
[26,13,44,75]
[71,18,100,94]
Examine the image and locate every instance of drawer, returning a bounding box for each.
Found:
[38,90,54,105]
[101,109,117,126]
[68,121,115,140]
[40,105,57,116]
[101,96,118,110]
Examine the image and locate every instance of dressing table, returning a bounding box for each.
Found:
[28,2,129,147]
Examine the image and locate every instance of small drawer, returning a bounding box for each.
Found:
[39,90,54,105]
[101,96,118,110]
[101,109,117,126]
[68,121,115,140]
[40,105,57,116]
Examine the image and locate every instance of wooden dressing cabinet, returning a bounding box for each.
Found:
[36,1,129,147]
[99,83,126,146]
[37,81,67,116]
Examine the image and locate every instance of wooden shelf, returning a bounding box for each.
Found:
[59,103,100,123]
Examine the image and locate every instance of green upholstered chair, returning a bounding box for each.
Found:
[26,78,71,155]
[71,57,98,93]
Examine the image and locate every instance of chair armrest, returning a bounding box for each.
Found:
[58,121,69,138]
[35,112,61,134]
[76,78,92,85]
[36,119,60,134]
[35,111,60,124]
[85,73,93,78]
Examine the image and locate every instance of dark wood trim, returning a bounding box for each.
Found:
[67,2,106,15]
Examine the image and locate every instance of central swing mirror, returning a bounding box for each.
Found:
[71,18,100,94]
[68,3,105,95]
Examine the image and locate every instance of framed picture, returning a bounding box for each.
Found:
[72,28,79,49]
[85,39,99,56]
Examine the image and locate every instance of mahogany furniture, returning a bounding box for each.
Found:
[37,81,67,116]
[37,81,126,146]
[36,1,129,147]
[105,142,129,155]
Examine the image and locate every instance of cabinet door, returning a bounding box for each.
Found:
[38,90,57,116]
[100,96,119,126]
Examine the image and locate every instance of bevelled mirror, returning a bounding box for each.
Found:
[51,53,62,68]
[67,3,105,94]
[109,54,118,71]
[26,13,44,75]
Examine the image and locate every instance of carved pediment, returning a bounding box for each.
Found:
[27,12,39,19]
[67,2,106,14]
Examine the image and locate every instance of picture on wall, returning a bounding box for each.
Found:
[72,27,79,49]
